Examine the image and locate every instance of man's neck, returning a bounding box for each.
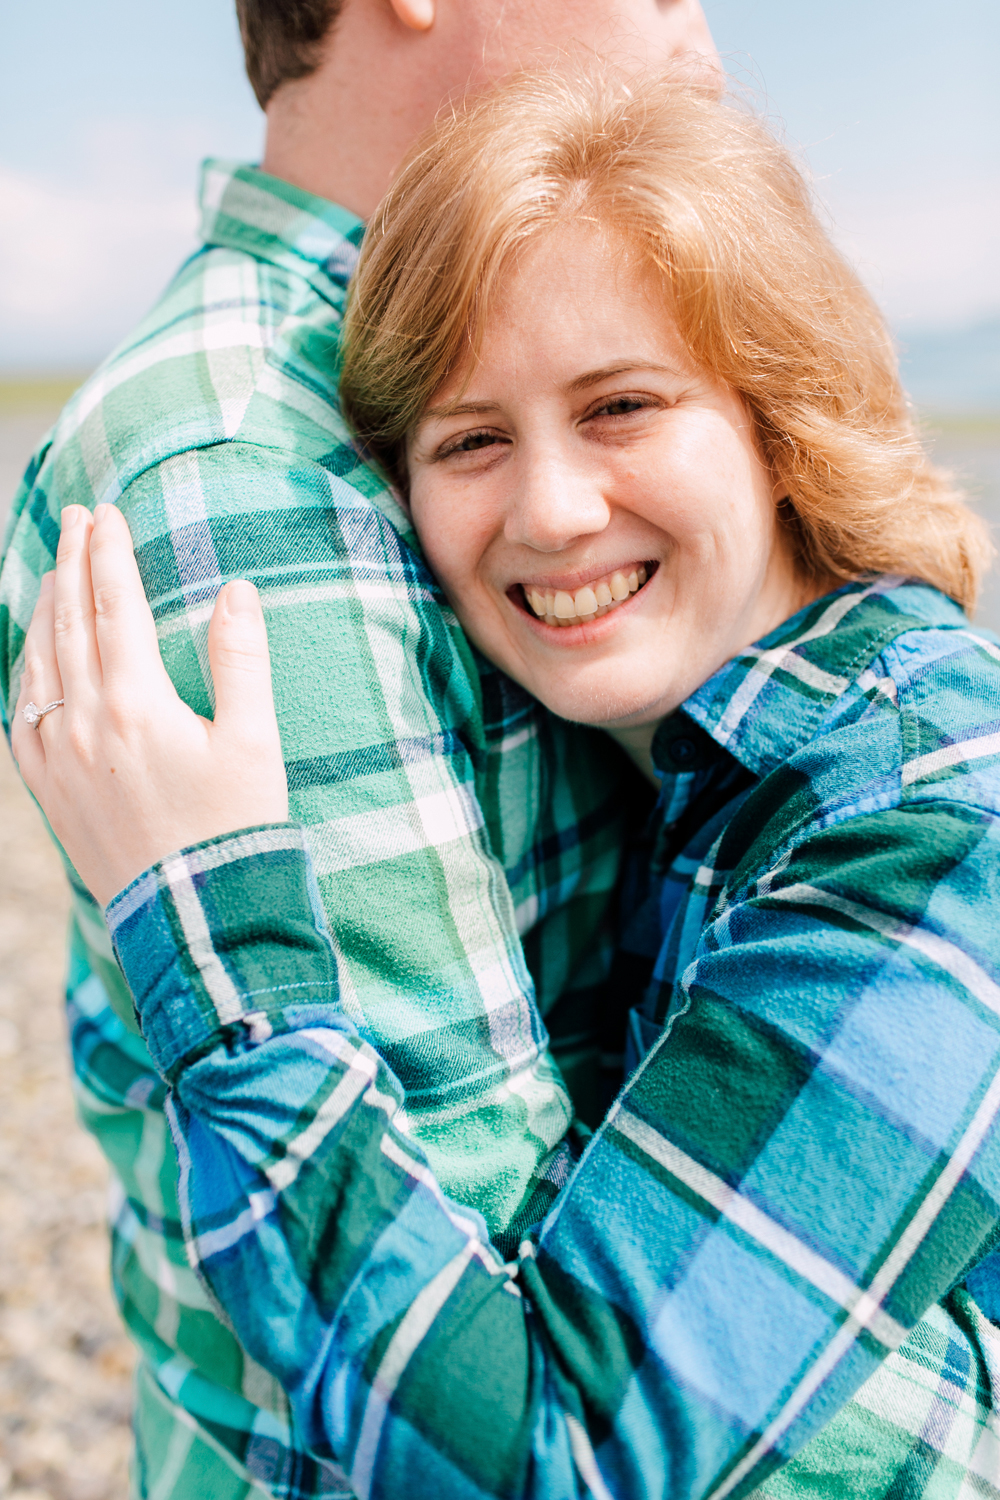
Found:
[258,2,719,220]
[260,5,484,220]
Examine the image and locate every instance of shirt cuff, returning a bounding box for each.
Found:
[105,823,340,1081]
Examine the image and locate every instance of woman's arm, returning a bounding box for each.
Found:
[104,801,1000,1500]
[13,505,1000,1498]
[11,497,615,1247]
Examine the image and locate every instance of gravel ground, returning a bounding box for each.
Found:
[1,401,134,1500]
[0,746,135,1500]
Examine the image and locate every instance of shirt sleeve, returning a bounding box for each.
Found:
[106,800,1000,1499]
[3,439,627,1245]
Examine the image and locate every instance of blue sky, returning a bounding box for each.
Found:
[1,0,997,370]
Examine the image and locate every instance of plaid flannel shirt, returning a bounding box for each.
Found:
[0,162,633,1494]
[106,578,1000,1499]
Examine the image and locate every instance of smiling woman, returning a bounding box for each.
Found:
[341,68,986,603]
[12,62,1000,1500]
[341,66,988,775]
[403,221,809,755]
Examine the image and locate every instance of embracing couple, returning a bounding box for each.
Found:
[5,3,1000,1497]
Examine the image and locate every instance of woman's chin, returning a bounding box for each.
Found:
[521,672,675,731]
[467,613,690,729]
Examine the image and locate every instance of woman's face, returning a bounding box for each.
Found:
[407,223,811,735]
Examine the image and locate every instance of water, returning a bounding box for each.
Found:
[3,405,1000,630]
[927,433,1000,634]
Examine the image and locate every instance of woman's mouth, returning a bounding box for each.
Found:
[519,563,655,627]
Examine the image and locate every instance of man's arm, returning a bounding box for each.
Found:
[108,803,1000,1499]
[2,440,625,1243]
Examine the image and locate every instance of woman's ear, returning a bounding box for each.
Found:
[389,0,435,31]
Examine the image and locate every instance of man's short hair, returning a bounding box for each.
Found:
[236,0,344,108]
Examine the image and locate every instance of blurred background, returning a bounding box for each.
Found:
[0,1,998,1496]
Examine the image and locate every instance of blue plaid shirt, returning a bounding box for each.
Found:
[106,577,1000,1498]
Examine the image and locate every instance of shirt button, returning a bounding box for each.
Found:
[670,738,697,765]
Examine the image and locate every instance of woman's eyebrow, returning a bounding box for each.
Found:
[422,362,683,420]
[567,361,681,392]
[423,399,501,419]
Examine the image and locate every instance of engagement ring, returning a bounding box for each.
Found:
[23,699,65,730]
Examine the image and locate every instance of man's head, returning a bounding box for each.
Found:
[236,0,339,110]
[248,0,718,215]
[239,0,716,109]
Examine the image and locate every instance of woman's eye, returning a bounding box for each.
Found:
[594,397,648,418]
[438,429,506,458]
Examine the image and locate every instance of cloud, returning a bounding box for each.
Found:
[0,120,237,371]
[814,173,1000,330]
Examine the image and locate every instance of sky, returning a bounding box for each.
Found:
[0,0,997,372]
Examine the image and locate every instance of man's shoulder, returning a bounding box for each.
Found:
[0,227,413,701]
[42,238,375,507]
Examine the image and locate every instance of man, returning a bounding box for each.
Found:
[0,2,715,1493]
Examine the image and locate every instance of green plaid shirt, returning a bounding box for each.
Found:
[0,162,632,1493]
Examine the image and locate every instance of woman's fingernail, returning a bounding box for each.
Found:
[94,503,109,523]
[40,571,55,595]
[226,580,259,615]
[61,505,83,529]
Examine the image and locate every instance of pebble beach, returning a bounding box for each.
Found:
[1,388,134,1499]
[0,737,134,1499]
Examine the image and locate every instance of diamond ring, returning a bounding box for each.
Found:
[23,699,65,731]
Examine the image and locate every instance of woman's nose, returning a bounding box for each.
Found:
[503,450,611,552]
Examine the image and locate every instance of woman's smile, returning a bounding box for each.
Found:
[407,219,812,747]
[516,560,653,628]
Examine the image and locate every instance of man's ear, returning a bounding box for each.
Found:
[389,0,435,31]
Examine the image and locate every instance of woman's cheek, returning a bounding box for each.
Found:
[418,516,481,616]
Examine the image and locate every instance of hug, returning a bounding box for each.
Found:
[6,23,1000,1500]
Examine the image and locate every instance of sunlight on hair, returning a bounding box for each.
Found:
[342,63,991,611]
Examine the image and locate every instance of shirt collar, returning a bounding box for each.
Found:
[197,159,366,311]
[654,576,969,782]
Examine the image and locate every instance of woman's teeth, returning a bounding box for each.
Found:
[525,566,648,627]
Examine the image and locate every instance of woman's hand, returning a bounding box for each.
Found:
[11,503,289,906]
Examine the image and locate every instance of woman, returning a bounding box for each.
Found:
[13,69,1000,1498]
